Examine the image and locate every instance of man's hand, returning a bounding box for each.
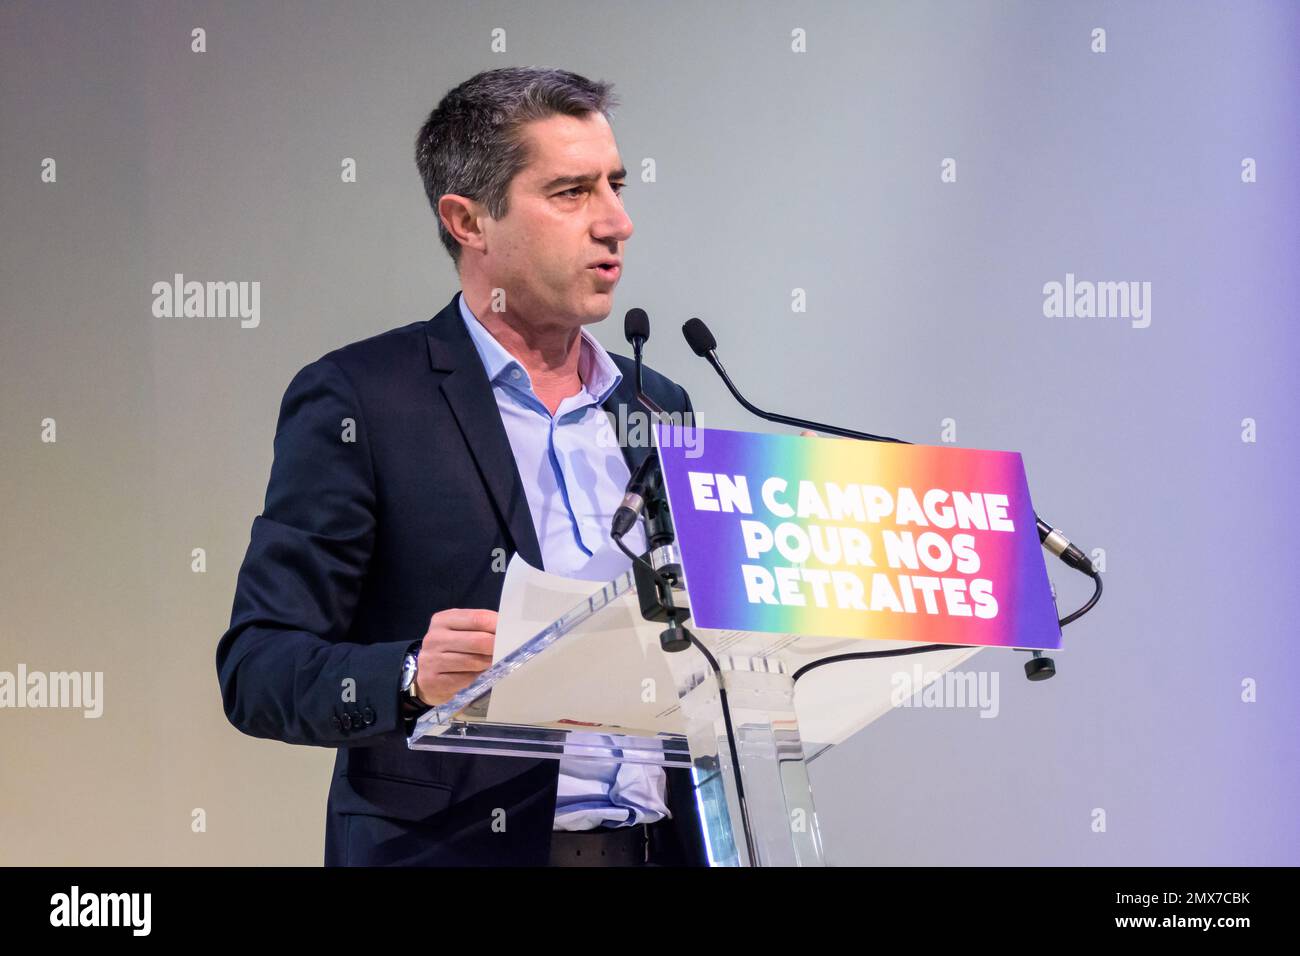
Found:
[413,608,497,705]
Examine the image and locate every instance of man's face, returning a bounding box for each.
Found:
[479,111,632,329]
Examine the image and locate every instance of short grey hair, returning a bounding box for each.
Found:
[415,67,619,267]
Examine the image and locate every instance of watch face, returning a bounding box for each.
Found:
[401,654,417,691]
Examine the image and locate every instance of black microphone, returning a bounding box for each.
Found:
[624,307,664,416]
[612,309,681,582]
[612,307,659,540]
[612,451,659,539]
[611,309,667,539]
[624,307,650,395]
[679,316,1096,575]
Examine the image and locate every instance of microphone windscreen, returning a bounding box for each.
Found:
[681,317,717,356]
[624,308,650,344]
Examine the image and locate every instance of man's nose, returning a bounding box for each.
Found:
[592,183,633,244]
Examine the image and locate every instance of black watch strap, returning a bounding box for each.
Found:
[400,696,431,718]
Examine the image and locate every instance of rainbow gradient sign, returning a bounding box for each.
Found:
[655,425,1061,650]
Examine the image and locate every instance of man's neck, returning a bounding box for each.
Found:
[461,288,585,414]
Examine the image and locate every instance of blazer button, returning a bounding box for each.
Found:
[362,707,376,725]
[340,712,353,730]
[331,715,342,730]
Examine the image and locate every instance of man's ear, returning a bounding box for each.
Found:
[437,194,488,256]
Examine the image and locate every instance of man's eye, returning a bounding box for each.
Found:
[557,183,625,198]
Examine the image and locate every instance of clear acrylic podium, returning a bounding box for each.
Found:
[408,558,984,867]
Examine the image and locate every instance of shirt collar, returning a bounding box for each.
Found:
[457,292,623,405]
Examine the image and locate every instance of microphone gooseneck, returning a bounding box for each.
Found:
[681,318,903,443]
[678,316,1099,579]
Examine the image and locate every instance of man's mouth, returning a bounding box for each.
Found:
[589,260,621,282]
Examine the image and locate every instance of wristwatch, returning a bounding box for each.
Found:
[400,649,421,702]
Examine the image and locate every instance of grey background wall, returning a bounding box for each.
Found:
[2,0,1296,865]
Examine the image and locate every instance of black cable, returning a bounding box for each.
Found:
[788,572,1104,685]
[791,642,966,684]
[1059,570,1103,628]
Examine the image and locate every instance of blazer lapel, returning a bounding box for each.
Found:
[425,294,544,570]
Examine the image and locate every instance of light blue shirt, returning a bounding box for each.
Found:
[457,292,669,831]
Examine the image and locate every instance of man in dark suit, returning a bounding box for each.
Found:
[216,67,708,866]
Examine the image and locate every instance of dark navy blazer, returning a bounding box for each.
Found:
[216,293,708,866]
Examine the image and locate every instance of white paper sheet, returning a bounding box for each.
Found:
[485,555,684,736]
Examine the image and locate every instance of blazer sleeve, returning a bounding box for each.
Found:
[216,358,410,747]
